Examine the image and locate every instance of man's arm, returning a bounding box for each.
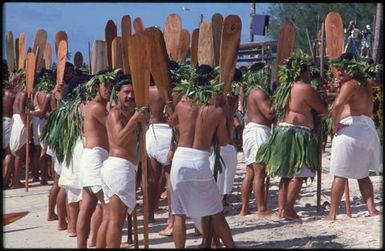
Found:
[331,82,356,133]
[304,85,328,116]
[255,89,275,120]
[216,108,230,147]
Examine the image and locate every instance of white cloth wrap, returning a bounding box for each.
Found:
[170,147,223,218]
[242,122,271,165]
[209,144,237,195]
[101,156,137,214]
[32,114,47,148]
[145,123,172,166]
[79,146,109,188]
[46,147,63,175]
[9,114,26,156]
[66,187,82,203]
[330,115,382,179]
[3,116,13,149]
[59,137,84,192]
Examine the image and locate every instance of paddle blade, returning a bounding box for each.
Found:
[112,37,123,69]
[190,28,199,66]
[3,211,29,226]
[45,43,52,70]
[133,17,145,34]
[55,31,68,56]
[178,29,190,63]
[144,27,171,103]
[74,51,83,69]
[91,40,108,75]
[32,29,47,73]
[15,38,19,69]
[198,22,214,67]
[105,20,117,69]
[277,24,296,66]
[18,32,26,70]
[212,13,224,67]
[26,52,36,95]
[128,33,150,106]
[6,32,16,73]
[121,15,132,74]
[56,40,68,86]
[163,14,182,61]
[325,11,344,60]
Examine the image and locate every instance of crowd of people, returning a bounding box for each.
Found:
[2,46,382,248]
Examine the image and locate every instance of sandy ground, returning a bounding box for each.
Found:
[3,141,383,248]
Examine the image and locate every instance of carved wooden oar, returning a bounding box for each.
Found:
[177,29,190,63]
[6,32,16,73]
[325,11,351,217]
[128,31,150,248]
[105,20,117,70]
[18,32,26,70]
[198,22,214,67]
[133,17,145,34]
[111,37,123,69]
[3,211,29,226]
[15,38,19,70]
[91,41,108,75]
[25,52,36,192]
[74,51,83,70]
[32,29,47,73]
[121,15,132,74]
[45,43,52,70]
[212,13,223,67]
[163,13,182,61]
[55,31,68,57]
[276,24,296,86]
[190,28,199,66]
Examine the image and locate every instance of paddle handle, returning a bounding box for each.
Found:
[25,95,31,192]
[140,120,149,248]
[344,180,352,217]
[133,207,139,248]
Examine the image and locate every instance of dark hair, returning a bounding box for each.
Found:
[114,74,133,91]
[169,60,179,71]
[249,62,266,72]
[239,65,248,74]
[233,68,243,82]
[340,52,356,61]
[96,69,109,75]
[65,62,75,71]
[193,75,210,87]
[196,64,213,75]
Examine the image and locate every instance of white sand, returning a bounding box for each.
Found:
[3,143,383,248]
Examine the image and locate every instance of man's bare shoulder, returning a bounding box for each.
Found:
[84,100,106,116]
[340,80,360,93]
[250,87,269,99]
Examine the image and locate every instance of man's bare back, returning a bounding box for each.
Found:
[246,88,274,126]
[13,91,27,123]
[284,81,327,129]
[149,86,167,124]
[3,89,16,118]
[33,91,52,119]
[82,100,109,150]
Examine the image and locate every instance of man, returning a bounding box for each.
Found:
[240,62,274,217]
[97,75,144,248]
[76,69,112,248]
[170,65,235,248]
[3,66,20,188]
[28,69,54,185]
[9,72,28,189]
[325,53,381,220]
[256,50,328,220]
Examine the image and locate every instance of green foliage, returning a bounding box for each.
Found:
[37,71,55,92]
[266,3,377,54]
[243,64,272,97]
[170,62,190,84]
[83,68,120,99]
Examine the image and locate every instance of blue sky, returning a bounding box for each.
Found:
[3,2,271,64]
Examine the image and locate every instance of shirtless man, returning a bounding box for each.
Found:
[3,68,19,188]
[76,69,112,248]
[256,50,328,220]
[240,63,274,216]
[146,79,174,232]
[325,53,380,220]
[97,75,144,248]
[9,74,28,189]
[27,69,54,185]
[170,65,235,248]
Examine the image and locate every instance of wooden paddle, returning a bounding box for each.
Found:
[128,32,150,248]
[275,25,296,84]
[133,17,145,34]
[74,51,83,70]
[190,28,199,66]
[55,31,68,57]
[219,15,242,94]
[105,20,117,70]
[325,11,351,217]
[18,32,26,70]
[15,38,19,70]
[88,41,92,74]
[45,43,52,70]
[6,32,16,73]
[163,13,182,61]
[56,40,68,86]
[25,52,36,192]
[91,40,108,75]
[177,29,190,63]
[212,13,223,67]
[111,37,123,69]
[144,27,172,106]
[32,29,47,73]
[3,211,29,226]
[121,15,132,74]
[198,22,215,67]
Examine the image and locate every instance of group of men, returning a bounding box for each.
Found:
[2,47,381,248]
